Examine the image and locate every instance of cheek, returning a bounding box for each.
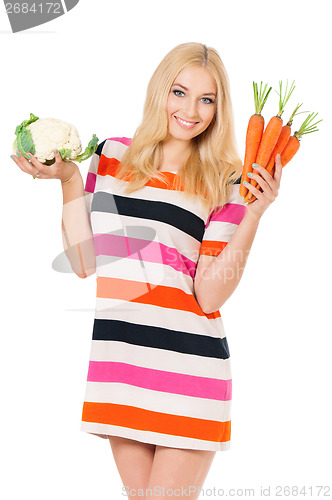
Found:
[201,106,216,126]
[166,95,177,117]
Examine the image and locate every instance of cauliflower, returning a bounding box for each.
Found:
[13,113,98,165]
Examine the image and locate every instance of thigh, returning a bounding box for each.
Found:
[147,445,216,499]
[108,436,156,496]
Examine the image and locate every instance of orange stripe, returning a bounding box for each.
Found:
[200,241,227,257]
[82,401,231,443]
[98,155,185,191]
[96,276,220,319]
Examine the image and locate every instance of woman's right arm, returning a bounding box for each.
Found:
[61,167,96,278]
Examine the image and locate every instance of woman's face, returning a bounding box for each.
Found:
[166,65,217,142]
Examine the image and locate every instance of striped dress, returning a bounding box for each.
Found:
[80,137,247,451]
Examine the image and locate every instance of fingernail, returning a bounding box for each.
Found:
[243,181,248,185]
[17,151,21,158]
[278,154,281,159]
[11,156,15,161]
[55,150,58,154]
[252,163,258,169]
[247,172,253,177]
[26,154,31,159]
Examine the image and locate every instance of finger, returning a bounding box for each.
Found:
[54,149,63,164]
[24,152,48,173]
[273,154,283,184]
[246,175,276,203]
[248,171,270,193]
[252,162,274,187]
[244,181,263,201]
[12,151,49,179]
[11,151,37,176]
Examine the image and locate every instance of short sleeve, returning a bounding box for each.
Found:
[84,139,106,224]
[199,182,247,257]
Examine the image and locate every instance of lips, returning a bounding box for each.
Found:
[174,116,198,129]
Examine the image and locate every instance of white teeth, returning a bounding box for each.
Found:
[175,116,196,127]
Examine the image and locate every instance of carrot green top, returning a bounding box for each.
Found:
[276,80,296,118]
[253,81,272,115]
[294,112,322,140]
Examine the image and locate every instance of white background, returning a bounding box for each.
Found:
[1,0,331,498]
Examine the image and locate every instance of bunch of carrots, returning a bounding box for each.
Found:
[240,81,322,203]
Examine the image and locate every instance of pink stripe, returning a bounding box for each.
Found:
[107,137,132,146]
[85,172,96,193]
[210,203,246,225]
[93,233,196,278]
[87,361,232,401]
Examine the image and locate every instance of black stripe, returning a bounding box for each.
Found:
[91,192,205,242]
[92,318,230,360]
[96,139,107,157]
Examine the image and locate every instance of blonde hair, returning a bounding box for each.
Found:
[116,42,242,213]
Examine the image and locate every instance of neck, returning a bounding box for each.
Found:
[159,136,192,171]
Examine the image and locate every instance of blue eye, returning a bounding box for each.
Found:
[201,97,214,104]
[173,90,185,97]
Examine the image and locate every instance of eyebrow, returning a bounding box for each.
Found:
[172,82,216,97]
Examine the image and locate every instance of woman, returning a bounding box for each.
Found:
[11,42,281,499]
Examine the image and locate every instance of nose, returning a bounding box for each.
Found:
[182,98,199,120]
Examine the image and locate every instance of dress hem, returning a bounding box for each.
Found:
[80,421,231,452]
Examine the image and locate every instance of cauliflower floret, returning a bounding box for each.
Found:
[26,118,82,163]
[13,113,98,165]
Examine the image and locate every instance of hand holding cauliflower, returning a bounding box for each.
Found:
[13,113,98,165]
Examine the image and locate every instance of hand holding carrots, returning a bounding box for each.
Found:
[240,80,321,205]
[244,153,282,221]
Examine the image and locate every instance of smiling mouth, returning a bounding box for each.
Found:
[174,116,199,129]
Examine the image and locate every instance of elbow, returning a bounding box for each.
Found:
[194,283,226,314]
[194,287,222,315]
[76,266,96,279]
[77,272,88,279]
[202,303,223,315]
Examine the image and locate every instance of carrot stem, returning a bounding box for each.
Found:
[276,80,296,117]
[254,81,272,114]
[286,103,305,126]
[294,112,322,139]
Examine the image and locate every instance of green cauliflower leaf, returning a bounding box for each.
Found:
[74,134,99,163]
[14,113,39,159]
[59,148,72,160]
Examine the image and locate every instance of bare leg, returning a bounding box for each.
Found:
[108,435,156,498]
[146,445,216,499]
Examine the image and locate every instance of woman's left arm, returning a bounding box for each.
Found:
[194,154,282,314]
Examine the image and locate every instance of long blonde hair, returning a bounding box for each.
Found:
[116,42,242,213]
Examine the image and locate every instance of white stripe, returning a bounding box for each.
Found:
[95,256,194,292]
[202,220,239,242]
[80,421,231,452]
[92,298,226,339]
[88,340,232,379]
[82,381,232,421]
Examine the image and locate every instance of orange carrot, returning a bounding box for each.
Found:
[280,136,300,167]
[246,112,322,204]
[246,80,295,202]
[267,103,304,177]
[281,112,322,167]
[239,82,272,198]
